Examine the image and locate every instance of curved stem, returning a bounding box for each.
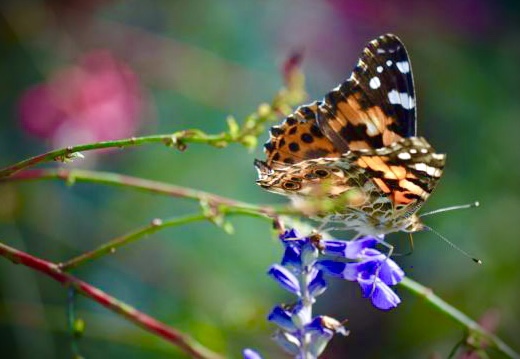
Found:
[0,81,305,180]
[0,132,222,178]
[400,277,520,359]
[2,168,283,217]
[0,242,223,359]
[59,214,208,271]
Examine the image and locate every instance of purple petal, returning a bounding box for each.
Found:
[358,248,405,285]
[279,228,301,240]
[378,257,405,285]
[305,318,334,357]
[243,348,263,359]
[281,245,302,269]
[268,264,301,295]
[307,268,327,298]
[316,260,348,278]
[322,236,379,259]
[267,306,297,332]
[358,275,401,310]
[272,330,300,356]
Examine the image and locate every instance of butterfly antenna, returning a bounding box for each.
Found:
[420,201,479,218]
[423,225,482,264]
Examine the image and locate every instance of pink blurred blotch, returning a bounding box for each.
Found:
[18,50,144,148]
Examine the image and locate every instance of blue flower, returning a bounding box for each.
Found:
[317,237,404,310]
[245,228,404,357]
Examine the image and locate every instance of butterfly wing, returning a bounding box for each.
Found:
[352,137,445,209]
[256,34,445,231]
[318,34,416,151]
[261,102,341,167]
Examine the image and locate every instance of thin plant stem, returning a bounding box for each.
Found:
[67,288,82,358]
[59,213,208,271]
[400,277,520,359]
[0,241,224,359]
[1,168,285,218]
[0,133,216,178]
[0,80,306,179]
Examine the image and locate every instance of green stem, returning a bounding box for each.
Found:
[0,132,218,178]
[400,277,520,359]
[59,214,208,271]
[0,84,302,180]
[2,168,282,217]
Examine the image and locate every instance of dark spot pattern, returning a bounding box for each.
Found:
[264,142,274,151]
[310,124,324,138]
[314,169,330,178]
[285,117,297,126]
[288,142,300,152]
[270,127,284,136]
[301,133,314,143]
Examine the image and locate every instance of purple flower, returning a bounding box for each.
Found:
[245,229,403,357]
[317,237,405,310]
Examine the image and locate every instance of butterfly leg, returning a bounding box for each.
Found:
[369,237,395,296]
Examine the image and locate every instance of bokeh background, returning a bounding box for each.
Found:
[1,1,520,358]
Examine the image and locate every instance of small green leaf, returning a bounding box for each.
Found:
[226,116,240,138]
[241,135,257,150]
[222,221,235,235]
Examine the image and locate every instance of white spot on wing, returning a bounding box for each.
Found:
[414,163,427,172]
[386,60,393,67]
[426,166,441,177]
[369,77,381,89]
[397,152,411,160]
[396,61,410,74]
[376,66,383,73]
[387,89,415,110]
[413,163,441,177]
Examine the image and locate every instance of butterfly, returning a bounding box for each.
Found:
[255,34,446,237]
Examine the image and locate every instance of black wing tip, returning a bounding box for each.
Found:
[368,33,407,51]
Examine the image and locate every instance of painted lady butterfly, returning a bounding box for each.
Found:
[255,34,446,236]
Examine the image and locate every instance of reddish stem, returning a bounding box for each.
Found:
[0,242,223,359]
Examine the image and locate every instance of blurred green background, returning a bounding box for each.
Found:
[1,1,520,358]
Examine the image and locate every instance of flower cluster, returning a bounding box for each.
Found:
[244,228,405,358]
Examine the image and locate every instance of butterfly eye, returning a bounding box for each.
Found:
[313,168,330,178]
[282,181,301,191]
